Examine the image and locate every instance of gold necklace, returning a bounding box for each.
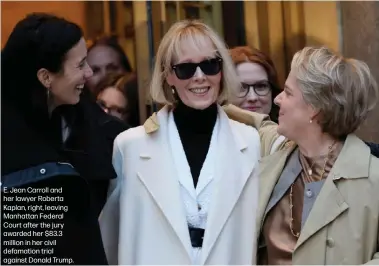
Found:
[289,141,336,238]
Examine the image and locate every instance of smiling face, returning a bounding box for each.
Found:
[48,37,93,106]
[232,62,272,114]
[165,37,221,110]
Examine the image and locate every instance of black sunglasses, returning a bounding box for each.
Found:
[171,57,223,80]
[237,81,272,98]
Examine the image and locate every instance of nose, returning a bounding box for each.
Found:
[193,66,206,81]
[246,87,259,102]
[274,91,283,106]
[85,63,94,79]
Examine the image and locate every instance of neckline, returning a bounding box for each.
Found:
[173,101,218,134]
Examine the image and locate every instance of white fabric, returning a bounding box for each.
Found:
[167,111,219,264]
[99,105,260,265]
[270,135,286,155]
[61,117,71,143]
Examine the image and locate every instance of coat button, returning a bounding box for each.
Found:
[40,168,46,174]
[326,237,335,247]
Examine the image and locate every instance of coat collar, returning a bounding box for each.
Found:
[140,105,255,263]
[258,134,371,251]
[143,105,248,151]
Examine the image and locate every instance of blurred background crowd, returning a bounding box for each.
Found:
[2,0,378,142]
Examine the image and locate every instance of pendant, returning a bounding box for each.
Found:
[308,169,312,175]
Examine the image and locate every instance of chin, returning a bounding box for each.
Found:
[67,96,80,105]
[189,101,215,110]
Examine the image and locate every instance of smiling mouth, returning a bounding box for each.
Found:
[189,87,210,95]
[76,84,84,91]
[245,106,260,111]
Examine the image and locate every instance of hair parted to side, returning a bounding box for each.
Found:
[150,19,240,105]
[291,46,378,139]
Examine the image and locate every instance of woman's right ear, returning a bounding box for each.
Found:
[37,68,51,89]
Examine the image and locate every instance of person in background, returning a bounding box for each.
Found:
[229,46,281,123]
[86,35,133,93]
[100,20,261,265]
[1,13,124,264]
[225,47,379,264]
[95,72,140,127]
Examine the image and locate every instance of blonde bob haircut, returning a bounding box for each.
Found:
[150,20,240,105]
[291,46,378,139]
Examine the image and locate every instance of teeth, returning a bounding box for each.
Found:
[190,87,209,94]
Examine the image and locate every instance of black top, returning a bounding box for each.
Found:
[173,101,218,187]
[2,91,128,216]
[2,101,111,265]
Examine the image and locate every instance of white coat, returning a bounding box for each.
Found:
[99,105,260,265]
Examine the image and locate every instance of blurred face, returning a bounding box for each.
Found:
[48,37,93,106]
[86,45,125,91]
[97,87,128,121]
[166,37,222,110]
[274,70,315,140]
[232,62,272,114]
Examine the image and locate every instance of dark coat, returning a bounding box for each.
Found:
[55,96,128,215]
[1,95,127,265]
[366,142,379,158]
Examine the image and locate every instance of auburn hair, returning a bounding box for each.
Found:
[229,46,281,122]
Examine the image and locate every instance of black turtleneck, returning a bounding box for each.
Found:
[173,101,218,187]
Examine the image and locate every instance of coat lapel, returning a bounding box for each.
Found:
[257,143,296,232]
[138,106,193,258]
[294,134,370,250]
[294,175,349,250]
[264,148,301,218]
[200,108,257,264]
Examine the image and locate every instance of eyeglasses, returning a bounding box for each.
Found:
[172,57,223,80]
[237,81,272,98]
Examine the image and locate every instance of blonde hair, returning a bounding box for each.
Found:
[291,46,378,138]
[150,20,240,105]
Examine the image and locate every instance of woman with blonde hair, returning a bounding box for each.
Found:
[100,20,261,265]
[224,46,379,264]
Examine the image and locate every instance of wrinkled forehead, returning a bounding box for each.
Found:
[170,32,218,65]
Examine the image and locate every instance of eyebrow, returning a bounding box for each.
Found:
[284,85,292,91]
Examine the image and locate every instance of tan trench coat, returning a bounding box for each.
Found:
[223,104,379,265]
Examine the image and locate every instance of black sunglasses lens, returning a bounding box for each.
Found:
[199,58,222,76]
[174,63,197,80]
[173,58,222,80]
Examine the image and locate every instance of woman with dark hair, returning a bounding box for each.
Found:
[86,35,133,92]
[95,72,140,127]
[2,13,127,265]
[229,46,281,123]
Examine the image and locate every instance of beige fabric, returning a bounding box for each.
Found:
[257,135,379,264]
[220,105,379,264]
[223,104,288,156]
[260,144,342,265]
